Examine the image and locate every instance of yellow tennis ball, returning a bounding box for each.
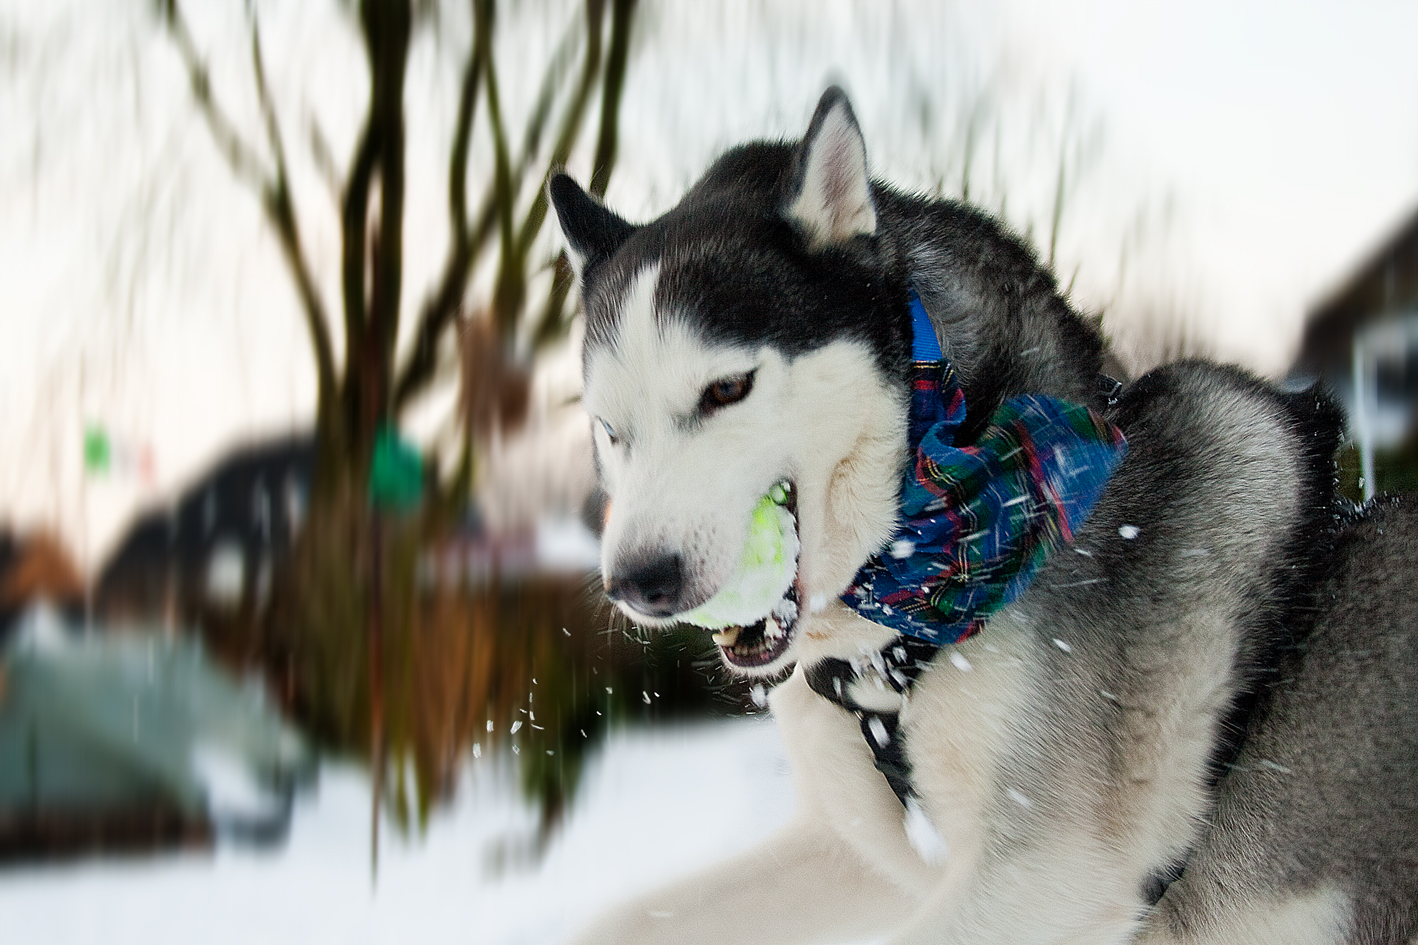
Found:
[681,486,798,629]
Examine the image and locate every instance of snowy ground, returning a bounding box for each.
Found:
[1,716,798,945]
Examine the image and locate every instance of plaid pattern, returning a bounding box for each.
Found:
[842,296,1128,644]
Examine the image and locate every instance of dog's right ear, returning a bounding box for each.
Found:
[548,173,636,281]
[784,86,877,251]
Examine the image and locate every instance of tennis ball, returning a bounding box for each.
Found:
[681,485,798,629]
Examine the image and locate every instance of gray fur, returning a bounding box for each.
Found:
[552,87,1418,945]
[1150,497,1418,943]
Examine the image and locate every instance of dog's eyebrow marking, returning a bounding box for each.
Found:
[610,262,664,362]
[595,259,765,439]
[582,262,662,440]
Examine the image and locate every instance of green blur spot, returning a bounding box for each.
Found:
[369,425,424,511]
[83,426,110,474]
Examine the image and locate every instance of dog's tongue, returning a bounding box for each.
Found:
[681,486,798,630]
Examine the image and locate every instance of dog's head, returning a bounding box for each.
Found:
[550,88,914,675]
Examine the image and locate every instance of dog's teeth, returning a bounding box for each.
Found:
[764,616,783,640]
[713,627,741,647]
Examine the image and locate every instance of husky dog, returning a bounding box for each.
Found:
[549,88,1418,945]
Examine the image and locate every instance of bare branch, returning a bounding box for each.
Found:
[249,17,286,176]
[476,0,521,343]
[1048,148,1066,271]
[514,0,605,260]
[253,10,339,408]
[389,30,482,415]
[160,0,269,190]
[393,0,603,413]
[524,0,637,356]
[308,118,344,206]
[161,0,338,406]
[264,180,339,403]
[516,17,583,168]
[527,252,576,350]
[588,0,636,198]
[448,41,482,258]
[463,10,584,277]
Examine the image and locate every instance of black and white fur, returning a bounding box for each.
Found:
[550,87,1418,945]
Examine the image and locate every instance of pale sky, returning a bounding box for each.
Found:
[3,0,1417,568]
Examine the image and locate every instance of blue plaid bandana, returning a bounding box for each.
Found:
[841,290,1128,644]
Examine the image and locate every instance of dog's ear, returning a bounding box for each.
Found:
[548,172,636,281]
[784,87,877,250]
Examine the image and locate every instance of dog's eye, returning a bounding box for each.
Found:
[700,372,755,412]
[598,418,619,445]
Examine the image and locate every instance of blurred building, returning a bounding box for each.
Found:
[1292,205,1418,498]
[96,433,314,623]
[0,530,85,640]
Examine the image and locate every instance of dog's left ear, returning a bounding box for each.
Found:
[548,172,637,281]
[784,87,877,250]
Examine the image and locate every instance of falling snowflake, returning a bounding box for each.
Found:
[867,716,890,747]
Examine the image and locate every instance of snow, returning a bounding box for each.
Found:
[190,744,285,826]
[534,516,603,573]
[902,797,949,867]
[0,716,796,945]
[867,716,891,748]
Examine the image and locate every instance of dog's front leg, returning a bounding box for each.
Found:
[570,668,931,945]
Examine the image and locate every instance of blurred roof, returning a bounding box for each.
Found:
[1296,202,1418,377]
[0,530,85,608]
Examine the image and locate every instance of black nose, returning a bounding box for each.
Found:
[606,553,685,618]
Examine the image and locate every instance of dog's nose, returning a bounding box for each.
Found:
[606,553,686,618]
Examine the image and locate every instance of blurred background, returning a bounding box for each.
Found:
[2,1,1417,942]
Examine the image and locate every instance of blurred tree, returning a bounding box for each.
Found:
[150,0,641,831]
[155,0,637,507]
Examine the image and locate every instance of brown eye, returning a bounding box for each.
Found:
[700,372,755,412]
